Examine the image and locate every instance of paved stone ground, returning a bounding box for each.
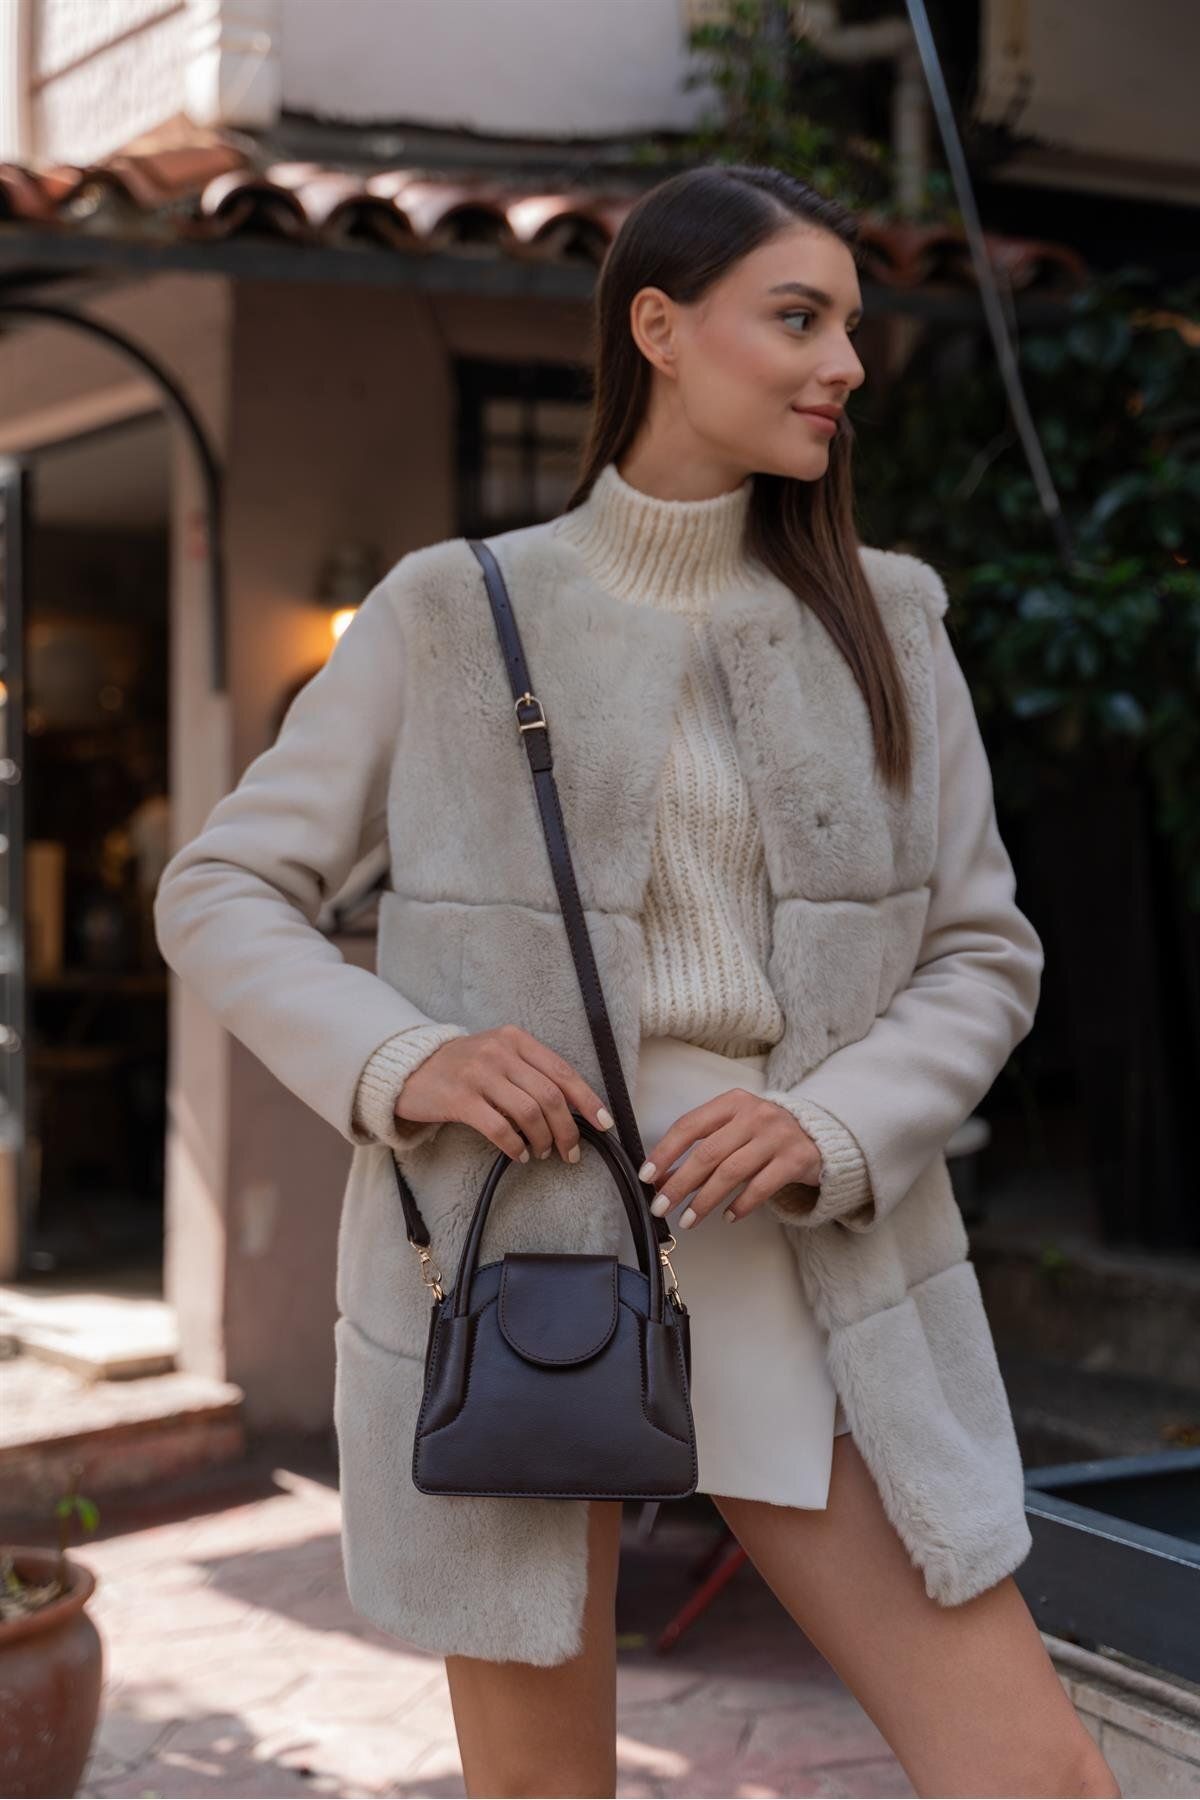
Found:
[41,1438,913,1799]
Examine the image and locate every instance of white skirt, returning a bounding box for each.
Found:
[628,1034,851,1509]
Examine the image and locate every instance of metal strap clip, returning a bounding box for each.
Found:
[515,691,547,732]
[409,1241,445,1303]
[659,1234,684,1308]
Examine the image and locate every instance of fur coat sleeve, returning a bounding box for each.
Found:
[152,574,468,1151]
[761,605,1044,1235]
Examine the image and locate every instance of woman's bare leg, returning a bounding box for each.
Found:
[444,1498,624,1798]
[712,1433,1121,1798]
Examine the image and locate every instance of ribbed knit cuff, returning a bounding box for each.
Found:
[759,1091,874,1229]
[351,1022,471,1152]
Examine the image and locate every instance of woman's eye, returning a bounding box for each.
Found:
[781,310,863,340]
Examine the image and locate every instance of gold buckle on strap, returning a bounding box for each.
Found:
[515,691,547,732]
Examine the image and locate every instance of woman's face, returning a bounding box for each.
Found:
[628,221,866,486]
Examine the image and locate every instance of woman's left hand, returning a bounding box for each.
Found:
[637,1088,822,1228]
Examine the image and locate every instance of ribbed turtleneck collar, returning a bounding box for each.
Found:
[552,459,758,610]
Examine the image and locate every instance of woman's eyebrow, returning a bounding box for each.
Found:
[767,280,863,321]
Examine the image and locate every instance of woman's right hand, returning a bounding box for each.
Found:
[393,1023,615,1164]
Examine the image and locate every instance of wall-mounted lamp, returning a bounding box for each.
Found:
[316,543,384,649]
[271,543,387,742]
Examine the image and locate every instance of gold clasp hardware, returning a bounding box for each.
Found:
[515,691,547,732]
[659,1233,684,1308]
[410,1242,445,1303]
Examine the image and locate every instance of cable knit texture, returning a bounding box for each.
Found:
[353,460,871,1215]
[555,462,784,1055]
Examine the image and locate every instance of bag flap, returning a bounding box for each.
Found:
[497,1252,619,1366]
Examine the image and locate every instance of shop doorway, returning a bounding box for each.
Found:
[2,411,170,1285]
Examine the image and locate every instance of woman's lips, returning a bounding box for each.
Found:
[792,407,837,435]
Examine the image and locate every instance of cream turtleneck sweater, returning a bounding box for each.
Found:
[352,461,869,1215]
[552,461,784,1054]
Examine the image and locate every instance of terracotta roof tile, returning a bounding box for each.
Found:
[855,217,1089,289]
[0,143,1089,293]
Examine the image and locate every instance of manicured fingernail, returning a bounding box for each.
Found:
[638,1160,656,1181]
[539,1148,551,1158]
[567,1144,580,1163]
[597,1107,614,1129]
[650,1194,671,1217]
[723,1208,737,1222]
[679,1207,696,1230]
[518,1149,530,1163]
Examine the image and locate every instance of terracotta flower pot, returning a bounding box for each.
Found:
[0,1549,103,1799]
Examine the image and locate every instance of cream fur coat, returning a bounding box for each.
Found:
[154,518,1044,1666]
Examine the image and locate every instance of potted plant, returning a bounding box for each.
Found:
[0,1467,103,1799]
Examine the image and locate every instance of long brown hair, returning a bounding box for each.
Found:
[565,163,914,791]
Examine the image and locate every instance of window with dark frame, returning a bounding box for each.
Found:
[455,359,593,538]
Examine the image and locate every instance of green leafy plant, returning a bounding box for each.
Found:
[857,268,1200,905]
[1037,1244,1070,1280]
[633,0,956,222]
[0,1464,100,1620]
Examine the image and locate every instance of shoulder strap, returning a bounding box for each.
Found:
[390,536,664,1252]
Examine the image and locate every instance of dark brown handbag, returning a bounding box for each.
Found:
[391,536,697,1500]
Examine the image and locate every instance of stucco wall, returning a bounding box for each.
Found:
[11,0,712,164]
[280,0,714,136]
[24,0,192,164]
[218,276,591,1425]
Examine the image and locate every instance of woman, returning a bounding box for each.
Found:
[154,164,1119,1797]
